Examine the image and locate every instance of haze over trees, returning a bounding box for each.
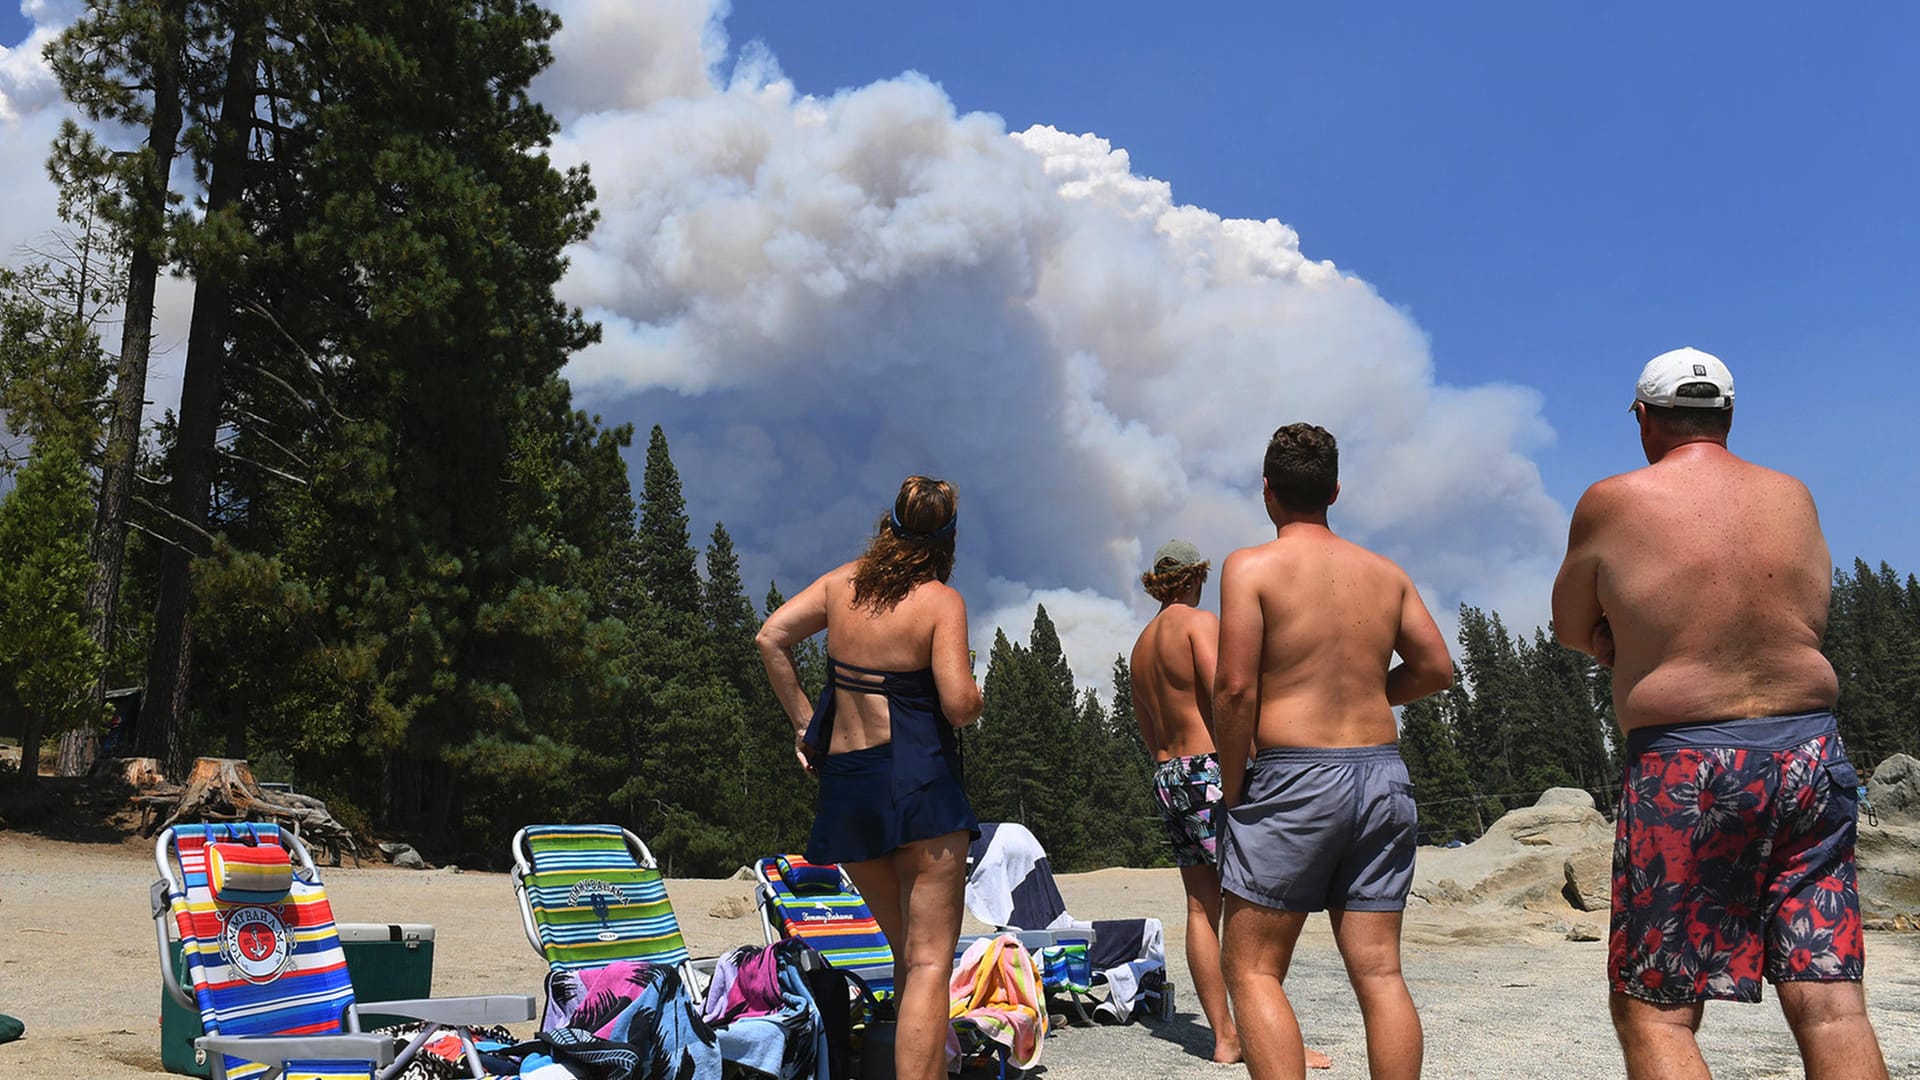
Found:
[2,1,1917,873]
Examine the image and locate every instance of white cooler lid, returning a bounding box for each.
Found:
[336,922,435,943]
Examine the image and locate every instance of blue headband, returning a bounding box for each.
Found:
[888,506,957,543]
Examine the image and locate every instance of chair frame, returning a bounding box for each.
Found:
[508,824,717,1004]
[154,825,532,1080]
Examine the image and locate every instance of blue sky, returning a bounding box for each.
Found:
[4,2,1914,581]
[708,1,1919,574]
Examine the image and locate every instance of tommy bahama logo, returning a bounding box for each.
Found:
[567,879,625,938]
[220,906,294,984]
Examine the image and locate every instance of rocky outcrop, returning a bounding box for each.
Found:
[1415,789,1612,910]
[1562,842,1613,912]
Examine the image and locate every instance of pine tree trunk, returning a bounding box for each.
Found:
[105,5,188,774]
[140,20,259,778]
[18,715,45,780]
[55,728,99,777]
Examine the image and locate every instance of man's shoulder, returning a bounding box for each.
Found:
[1165,603,1218,634]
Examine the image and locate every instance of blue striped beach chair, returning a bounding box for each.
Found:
[153,823,532,1080]
[753,855,896,999]
[510,825,706,1015]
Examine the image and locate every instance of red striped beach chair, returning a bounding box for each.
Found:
[153,823,532,1080]
[753,855,895,998]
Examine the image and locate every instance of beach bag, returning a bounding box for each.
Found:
[783,938,875,1080]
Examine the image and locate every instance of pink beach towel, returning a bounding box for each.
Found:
[946,933,1047,1071]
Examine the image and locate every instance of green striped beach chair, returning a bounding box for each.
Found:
[510,824,701,1015]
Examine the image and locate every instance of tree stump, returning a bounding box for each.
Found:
[113,757,170,791]
[140,757,359,865]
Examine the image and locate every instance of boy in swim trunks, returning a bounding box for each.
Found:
[1213,423,1454,1080]
[1553,348,1887,1080]
[1132,539,1326,1069]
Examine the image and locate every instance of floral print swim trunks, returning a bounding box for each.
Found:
[1153,753,1222,868]
[1610,712,1864,1004]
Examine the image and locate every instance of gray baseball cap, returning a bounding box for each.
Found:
[1152,538,1205,571]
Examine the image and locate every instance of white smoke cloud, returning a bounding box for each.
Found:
[2,0,1573,694]
[539,0,1570,692]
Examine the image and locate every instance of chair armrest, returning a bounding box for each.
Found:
[351,995,534,1027]
[196,1033,397,1067]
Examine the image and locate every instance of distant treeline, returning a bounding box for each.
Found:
[1400,561,1920,844]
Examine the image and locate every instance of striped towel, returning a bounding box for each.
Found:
[946,934,1047,1071]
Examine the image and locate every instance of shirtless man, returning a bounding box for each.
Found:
[1130,539,1330,1070]
[1213,423,1454,1080]
[1552,347,1886,1080]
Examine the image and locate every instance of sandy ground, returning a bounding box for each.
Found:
[2,834,1917,1079]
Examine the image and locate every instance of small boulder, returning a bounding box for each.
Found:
[1535,788,1597,812]
[729,865,758,882]
[1563,842,1613,912]
[1868,754,1920,824]
[709,895,756,920]
[1566,924,1603,943]
[384,843,426,870]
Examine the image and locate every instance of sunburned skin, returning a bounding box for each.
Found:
[1553,439,1838,732]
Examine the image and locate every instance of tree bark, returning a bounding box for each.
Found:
[18,714,45,780]
[141,19,260,778]
[100,2,188,775]
[54,728,99,776]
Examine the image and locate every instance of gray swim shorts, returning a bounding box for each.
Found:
[1218,744,1416,912]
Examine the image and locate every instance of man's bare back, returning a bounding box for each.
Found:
[1131,603,1220,760]
[1216,526,1452,754]
[1553,444,1837,732]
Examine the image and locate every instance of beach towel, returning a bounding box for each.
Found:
[965,824,1071,931]
[965,823,1168,1021]
[945,934,1046,1072]
[530,960,719,1080]
[696,941,829,1080]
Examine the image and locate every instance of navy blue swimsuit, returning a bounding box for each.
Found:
[802,657,980,865]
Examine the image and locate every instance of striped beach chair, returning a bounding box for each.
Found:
[510,824,699,1015]
[753,855,895,998]
[153,823,532,1080]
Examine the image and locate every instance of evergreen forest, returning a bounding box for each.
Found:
[3,0,1917,874]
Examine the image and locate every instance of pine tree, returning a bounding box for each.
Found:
[711,538,813,858]
[46,0,191,757]
[141,5,265,776]
[964,629,1025,825]
[1107,655,1165,866]
[0,444,105,778]
[1398,696,1482,842]
[638,426,700,617]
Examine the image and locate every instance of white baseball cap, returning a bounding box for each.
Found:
[1632,346,1734,411]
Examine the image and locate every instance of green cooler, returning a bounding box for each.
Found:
[161,923,436,1077]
